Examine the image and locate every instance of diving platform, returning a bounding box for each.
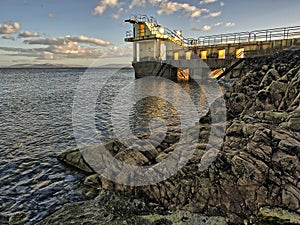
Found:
[124,14,300,80]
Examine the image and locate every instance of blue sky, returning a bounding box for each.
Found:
[0,0,300,67]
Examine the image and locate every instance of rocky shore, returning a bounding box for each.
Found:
[41,49,300,224]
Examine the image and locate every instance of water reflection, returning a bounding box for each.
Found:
[95,72,210,141]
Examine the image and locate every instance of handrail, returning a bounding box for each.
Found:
[196,26,300,46]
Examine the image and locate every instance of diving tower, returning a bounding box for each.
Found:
[124,14,300,80]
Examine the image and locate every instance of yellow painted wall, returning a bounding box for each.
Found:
[236,48,245,58]
[201,51,207,59]
[174,52,179,60]
[140,24,145,36]
[186,51,191,60]
[218,49,226,59]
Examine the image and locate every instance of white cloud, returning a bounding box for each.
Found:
[148,0,164,5]
[225,22,236,27]
[157,2,182,15]
[42,41,105,58]
[67,35,111,46]
[192,22,236,31]
[90,0,220,20]
[192,21,235,32]
[48,41,85,55]
[24,37,65,46]
[201,25,212,31]
[129,0,146,9]
[112,14,119,19]
[207,11,222,17]
[191,21,225,31]
[19,31,40,38]
[0,22,21,34]
[220,1,224,6]
[20,35,113,59]
[112,7,127,19]
[191,11,202,18]
[48,13,55,18]
[92,0,119,15]
[214,22,223,27]
[199,0,217,4]
[157,1,209,18]
[2,35,15,40]
[43,51,54,60]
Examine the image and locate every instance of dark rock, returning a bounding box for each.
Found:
[53,49,300,224]
[257,207,300,224]
[58,147,95,173]
[8,211,29,225]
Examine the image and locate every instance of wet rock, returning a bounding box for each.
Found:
[257,207,300,224]
[141,210,227,225]
[0,213,9,224]
[255,111,289,122]
[9,211,29,225]
[37,191,227,225]
[84,174,101,188]
[260,69,280,87]
[57,147,94,173]
[115,148,150,166]
[280,105,300,131]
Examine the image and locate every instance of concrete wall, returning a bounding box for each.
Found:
[194,38,300,59]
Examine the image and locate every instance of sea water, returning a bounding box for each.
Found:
[0,67,209,224]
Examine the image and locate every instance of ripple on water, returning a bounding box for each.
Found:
[0,68,208,224]
[0,68,88,224]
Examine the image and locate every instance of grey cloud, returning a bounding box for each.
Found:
[19,31,40,38]
[24,36,111,47]
[2,35,16,40]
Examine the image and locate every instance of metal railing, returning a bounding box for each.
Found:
[164,27,190,46]
[126,14,158,25]
[195,26,300,46]
[125,15,300,49]
[124,14,193,46]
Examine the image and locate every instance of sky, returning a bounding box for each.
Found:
[0,0,300,67]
